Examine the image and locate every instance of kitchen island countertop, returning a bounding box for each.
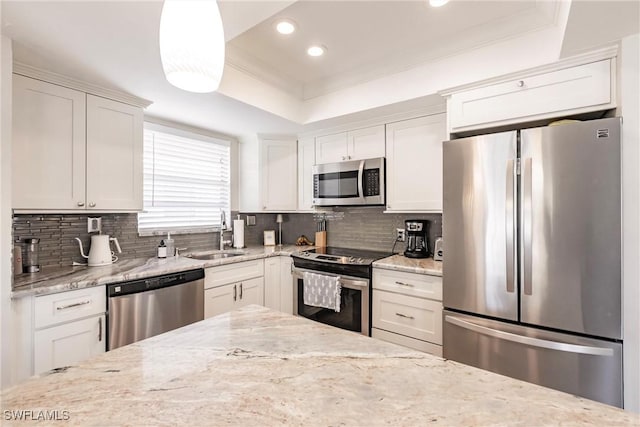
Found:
[11,245,313,299]
[2,305,637,426]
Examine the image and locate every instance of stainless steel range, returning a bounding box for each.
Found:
[291,247,391,336]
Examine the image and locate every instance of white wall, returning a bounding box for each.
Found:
[621,33,640,413]
[0,34,13,388]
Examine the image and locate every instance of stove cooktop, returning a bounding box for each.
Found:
[293,246,392,266]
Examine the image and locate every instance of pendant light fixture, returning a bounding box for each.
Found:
[159,0,225,93]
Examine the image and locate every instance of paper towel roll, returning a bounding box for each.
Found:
[233,219,245,248]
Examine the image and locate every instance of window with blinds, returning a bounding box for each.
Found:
[138,124,231,235]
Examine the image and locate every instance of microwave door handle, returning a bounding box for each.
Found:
[357,160,365,201]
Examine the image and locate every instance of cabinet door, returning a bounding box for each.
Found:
[347,125,385,160]
[12,75,86,210]
[86,95,143,210]
[34,315,105,374]
[315,132,347,164]
[386,114,446,212]
[204,283,236,318]
[297,137,316,211]
[449,60,612,132]
[263,257,281,310]
[279,257,293,314]
[236,277,264,308]
[261,139,297,211]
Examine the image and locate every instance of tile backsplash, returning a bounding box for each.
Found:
[13,208,442,269]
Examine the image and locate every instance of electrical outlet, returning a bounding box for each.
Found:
[396,228,405,242]
[88,217,102,233]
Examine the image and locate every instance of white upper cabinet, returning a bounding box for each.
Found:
[447,59,614,133]
[12,75,144,212]
[239,136,297,212]
[315,125,385,164]
[386,114,446,212]
[13,75,87,210]
[86,95,143,211]
[297,137,315,212]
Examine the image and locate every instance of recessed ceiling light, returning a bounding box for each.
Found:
[275,19,296,35]
[307,45,326,57]
[429,0,449,7]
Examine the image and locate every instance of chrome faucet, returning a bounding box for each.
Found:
[219,210,231,250]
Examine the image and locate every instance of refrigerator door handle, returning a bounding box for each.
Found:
[505,159,516,293]
[445,315,614,357]
[522,157,533,296]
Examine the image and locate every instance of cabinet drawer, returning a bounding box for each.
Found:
[449,59,613,131]
[372,290,442,345]
[205,259,264,289]
[372,328,442,357]
[35,286,106,329]
[373,268,442,301]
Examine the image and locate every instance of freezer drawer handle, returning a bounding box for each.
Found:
[445,315,614,357]
[56,300,91,311]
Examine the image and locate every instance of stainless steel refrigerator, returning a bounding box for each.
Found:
[442,117,623,407]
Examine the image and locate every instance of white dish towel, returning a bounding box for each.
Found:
[302,272,342,312]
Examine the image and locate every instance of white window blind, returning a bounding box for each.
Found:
[138,124,231,235]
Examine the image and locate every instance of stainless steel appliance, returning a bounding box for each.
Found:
[443,117,622,407]
[404,220,429,259]
[433,237,443,262]
[312,157,385,206]
[107,269,204,350]
[291,247,391,335]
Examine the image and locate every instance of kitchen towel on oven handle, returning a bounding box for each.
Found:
[302,272,342,312]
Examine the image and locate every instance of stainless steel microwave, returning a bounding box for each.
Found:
[312,157,385,206]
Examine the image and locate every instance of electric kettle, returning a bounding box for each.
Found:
[75,235,122,266]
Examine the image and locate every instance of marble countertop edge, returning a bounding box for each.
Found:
[373,254,443,276]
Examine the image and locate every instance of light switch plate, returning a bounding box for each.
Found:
[88,217,102,233]
[246,215,256,226]
[396,228,405,242]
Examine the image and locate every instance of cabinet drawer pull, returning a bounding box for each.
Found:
[77,201,85,207]
[98,317,102,342]
[233,284,237,302]
[395,281,414,287]
[56,300,91,311]
[239,283,243,299]
[517,80,525,88]
[395,312,415,320]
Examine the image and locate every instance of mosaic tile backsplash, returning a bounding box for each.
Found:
[13,208,442,269]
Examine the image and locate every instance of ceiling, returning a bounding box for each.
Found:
[1,1,638,138]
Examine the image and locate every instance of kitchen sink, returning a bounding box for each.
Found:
[186,251,246,260]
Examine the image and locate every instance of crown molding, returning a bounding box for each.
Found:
[13,62,153,108]
[438,44,619,97]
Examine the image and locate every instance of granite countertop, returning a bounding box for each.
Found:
[12,245,314,299]
[2,305,636,426]
[373,254,443,276]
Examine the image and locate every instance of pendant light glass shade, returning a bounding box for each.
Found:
[159,0,225,93]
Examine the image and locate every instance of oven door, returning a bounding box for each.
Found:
[292,267,370,336]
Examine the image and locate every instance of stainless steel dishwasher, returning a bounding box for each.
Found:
[106,269,204,350]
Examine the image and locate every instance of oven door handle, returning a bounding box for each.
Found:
[292,267,369,290]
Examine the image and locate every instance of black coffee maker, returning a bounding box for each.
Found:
[404,220,429,259]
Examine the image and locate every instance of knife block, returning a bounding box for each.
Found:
[315,231,326,248]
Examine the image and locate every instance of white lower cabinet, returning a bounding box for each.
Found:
[204,260,265,318]
[34,315,105,374]
[33,286,106,374]
[372,268,443,356]
[264,256,293,314]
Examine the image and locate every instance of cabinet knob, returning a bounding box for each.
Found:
[77,202,85,207]
[342,156,346,161]
[263,206,267,210]
[517,80,525,88]
[89,202,96,208]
